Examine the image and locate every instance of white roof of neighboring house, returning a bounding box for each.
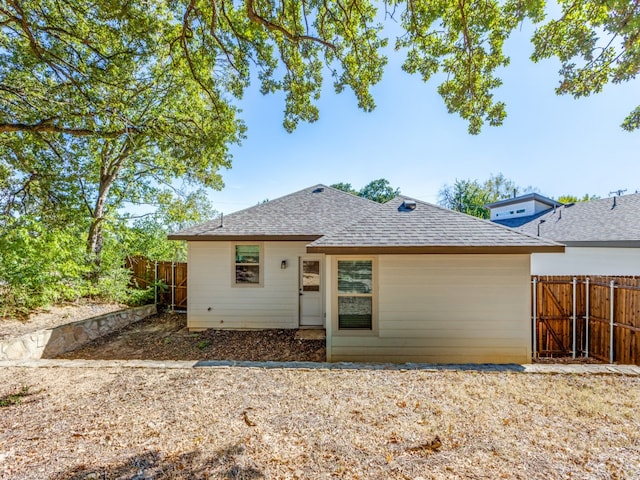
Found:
[485,192,563,209]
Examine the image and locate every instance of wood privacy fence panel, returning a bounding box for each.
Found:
[126,256,188,310]
[533,276,640,365]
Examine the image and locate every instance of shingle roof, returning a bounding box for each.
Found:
[170,185,563,253]
[168,184,381,240]
[495,193,640,244]
[306,197,563,253]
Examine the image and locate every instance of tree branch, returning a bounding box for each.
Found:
[245,0,337,51]
[0,121,141,137]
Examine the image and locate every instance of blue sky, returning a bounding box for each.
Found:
[205,16,640,214]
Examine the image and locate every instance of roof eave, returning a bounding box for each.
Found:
[561,240,640,248]
[168,234,323,242]
[306,245,565,254]
[484,193,562,209]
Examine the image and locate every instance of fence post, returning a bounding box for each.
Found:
[609,279,615,364]
[154,260,158,305]
[585,278,589,358]
[572,277,577,358]
[532,277,537,360]
[171,261,176,312]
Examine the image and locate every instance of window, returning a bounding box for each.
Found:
[337,259,373,329]
[234,244,262,286]
[302,260,320,292]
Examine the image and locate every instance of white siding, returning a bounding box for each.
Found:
[187,241,309,330]
[490,200,536,220]
[531,247,640,276]
[329,254,531,364]
[533,200,554,214]
[490,200,554,221]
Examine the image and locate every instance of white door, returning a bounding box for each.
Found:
[299,257,323,326]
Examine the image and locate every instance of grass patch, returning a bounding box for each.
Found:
[0,386,37,407]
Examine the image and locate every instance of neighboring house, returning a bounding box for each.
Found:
[169,185,562,364]
[488,193,640,276]
[486,193,563,223]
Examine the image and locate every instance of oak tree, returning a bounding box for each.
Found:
[331,179,400,203]
[2,0,639,259]
[438,173,534,218]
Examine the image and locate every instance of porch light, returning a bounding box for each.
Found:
[281,260,288,269]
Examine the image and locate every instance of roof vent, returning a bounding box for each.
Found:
[313,187,324,193]
[400,200,417,211]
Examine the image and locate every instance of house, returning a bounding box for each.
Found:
[485,193,563,223]
[487,193,640,275]
[169,185,563,364]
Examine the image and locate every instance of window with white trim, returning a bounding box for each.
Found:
[337,259,373,329]
[234,244,262,286]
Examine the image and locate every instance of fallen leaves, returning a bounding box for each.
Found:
[59,312,326,361]
[243,410,257,427]
[1,368,639,479]
[407,436,443,455]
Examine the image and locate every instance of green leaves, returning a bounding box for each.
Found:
[331,178,400,203]
[531,0,640,130]
[358,178,401,203]
[0,216,91,313]
[398,0,541,134]
[438,178,492,218]
[2,0,638,145]
[438,173,532,218]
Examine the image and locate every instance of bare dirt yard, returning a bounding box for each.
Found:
[1,366,639,479]
[56,311,325,362]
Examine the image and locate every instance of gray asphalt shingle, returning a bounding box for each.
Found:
[168,185,381,239]
[308,197,561,249]
[170,185,562,251]
[494,193,640,243]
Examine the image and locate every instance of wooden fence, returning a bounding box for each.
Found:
[533,276,640,365]
[126,256,187,310]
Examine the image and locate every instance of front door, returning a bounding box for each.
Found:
[299,257,323,326]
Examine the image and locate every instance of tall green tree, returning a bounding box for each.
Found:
[0,1,242,264]
[1,0,639,274]
[117,189,219,262]
[438,173,535,218]
[358,179,401,203]
[438,179,492,218]
[330,183,358,196]
[557,193,600,204]
[331,179,400,203]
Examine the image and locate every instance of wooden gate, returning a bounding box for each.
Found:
[126,256,188,310]
[533,276,640,365]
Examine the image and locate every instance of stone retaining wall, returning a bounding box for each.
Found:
[0,304,156,360]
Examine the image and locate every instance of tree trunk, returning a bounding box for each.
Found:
[84,138,132,277]
[86,172,114,266]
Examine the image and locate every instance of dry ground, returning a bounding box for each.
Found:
[57,311,325,362]
[1,366,639,479]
